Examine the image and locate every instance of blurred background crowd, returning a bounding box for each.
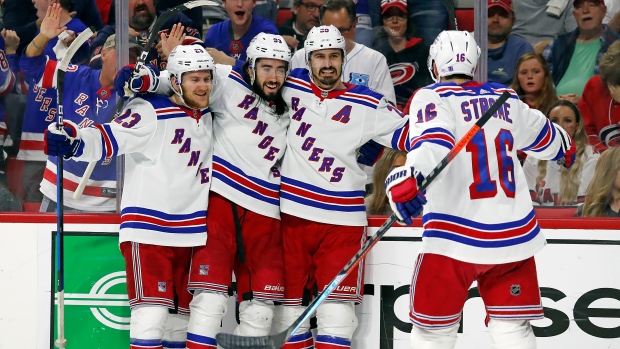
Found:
[0,0,618,217]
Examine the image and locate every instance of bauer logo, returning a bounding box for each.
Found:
[53,233,130,347]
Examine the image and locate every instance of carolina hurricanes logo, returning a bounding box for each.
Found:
[389,62,418,86]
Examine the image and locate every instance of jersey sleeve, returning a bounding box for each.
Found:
[513,99,573,161]
[405,88,456,177]
[75,98,158,163]
[208,64,232,110]
[368,97,409,151]
[371,54,396,104]
[578,78,607,152]
[0,44,15,97]
[290,49,305,70]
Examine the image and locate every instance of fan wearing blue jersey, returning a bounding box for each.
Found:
[45,44,215,349]
[275,25,409,349]
[21,9,141,213]
[203,0,279,66]
[385,30,577,349]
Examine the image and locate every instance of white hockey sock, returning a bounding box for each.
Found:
[233,299,275,336]
[488,319,537,349]
[186,291,228,347]
[129,306,169,347]
[162,313,188,348]
[410,324,459,349]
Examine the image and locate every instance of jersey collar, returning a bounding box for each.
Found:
[309,79,354,100]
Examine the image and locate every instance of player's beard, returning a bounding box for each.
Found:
[252,79,282,102]
[182,91,210,109]
[312,67,341,89]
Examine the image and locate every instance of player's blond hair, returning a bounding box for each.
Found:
[367,149,407,215]
[581,147,620,217]
[510,52,557,115]
[535,100,588,205]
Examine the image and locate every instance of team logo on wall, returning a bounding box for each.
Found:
[389,62,418,86]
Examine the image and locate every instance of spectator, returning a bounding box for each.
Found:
[89,0,201,70]
[254,0,279,24]
[278,0,324,51]
[2,0,37,54]
[604,0,620,34]
[21,32,142,212]
[204,0,279,66]
[510,52,557,114]
[371,0,431,111]
[14,0,89,203]
[543,0,620,104]
[512,0,577,48]
[291,0,395,103]
[365,148,406,215]
[577,146,620,217]
[353,0,373,46]
[578,40,620,153]
[0,29,18,184]
[525,100,599,206]
[486,0,534,85]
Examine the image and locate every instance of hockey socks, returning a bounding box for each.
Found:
[282,331,314,349]
[185,333,218,348]
[315,335,351,349]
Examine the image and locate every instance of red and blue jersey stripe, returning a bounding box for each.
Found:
[409,127,455,152]
[421,209,540,248]
[281,176,365,212]
[521,119,557,153]
[120,207,207,234]
[212,155,280,206]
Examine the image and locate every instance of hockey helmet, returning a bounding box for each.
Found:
[167,44,215,84]
[304,25,347,66]
[427,30,480,82]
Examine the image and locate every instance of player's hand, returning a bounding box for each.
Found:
[159,23,186,60]
[557,133,577,169]
[40,3,67,40]
[44,120,82,159]
[205,47,236,66]
[114,63,160,99]
[385,166,427,225]
[357,140,385,166]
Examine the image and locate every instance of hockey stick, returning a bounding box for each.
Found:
[216,91,511,349]
[53,27,94,349]
[73,0,219,200]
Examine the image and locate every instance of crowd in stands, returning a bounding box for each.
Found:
[0,0,617,217]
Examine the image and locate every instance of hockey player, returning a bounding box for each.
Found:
[275,25,409,348]
[21,3,141,212]
[183,33,291,348]
[44,44,215,349]
[385,30,577,349]
[117,32,292,348]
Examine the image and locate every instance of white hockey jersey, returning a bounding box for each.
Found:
[74,94,213,247]
[291,43,396,104]
[523,145,598,206]
[407,81,572,264]
[281,68,408,226]
[208,64,290,219]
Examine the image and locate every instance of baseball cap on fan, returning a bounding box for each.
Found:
[103,34,143,53]
[488,0,512,14]
[381,0,407,15]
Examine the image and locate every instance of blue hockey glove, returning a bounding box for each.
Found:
[44,120,82,159]
[385,166,427,225]
[114,63,160,99]
[357,139,385,166]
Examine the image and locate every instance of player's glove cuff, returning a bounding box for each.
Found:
[385,166,427,225]
[357,139,385,166]
[44,120,83,159]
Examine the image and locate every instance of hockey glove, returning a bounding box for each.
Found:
[44,120,82,159]
[385,166,427,225]
[554,133,577,169]
[114,63,160,99]
[357,139,385,166]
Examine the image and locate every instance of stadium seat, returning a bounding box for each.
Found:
[277,8,293,27]
[455,9,475,32]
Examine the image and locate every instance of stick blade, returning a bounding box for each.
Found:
[215,333,276,349]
